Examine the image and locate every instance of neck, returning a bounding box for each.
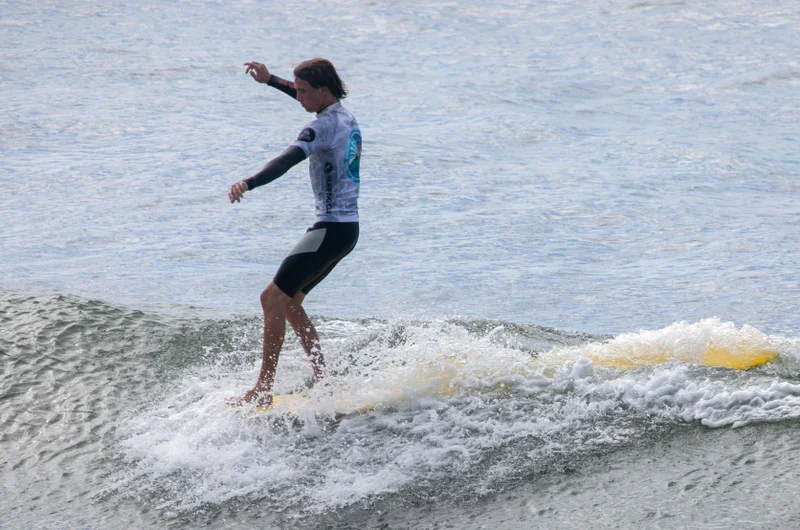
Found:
[316,98,339,114]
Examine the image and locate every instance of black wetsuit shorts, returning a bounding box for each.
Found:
[273,222,359,297]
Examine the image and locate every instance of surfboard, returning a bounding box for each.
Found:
[229,393,314,414]
[254,393,314,413]
[230,327,779,416]
[568,343,779,371]
[231,391,382,415]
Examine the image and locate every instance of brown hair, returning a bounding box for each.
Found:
[293,58,348,100]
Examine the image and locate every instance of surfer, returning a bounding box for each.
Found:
[229,59,361,408]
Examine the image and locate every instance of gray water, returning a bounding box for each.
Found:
[2,0,799,528]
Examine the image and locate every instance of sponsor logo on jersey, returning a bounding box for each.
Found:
[346,127,362,183]
[297,127,316,142]
[324,161,334,214]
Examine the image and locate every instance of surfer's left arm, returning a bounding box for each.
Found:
[228,146,307,203]
[243,61,297,99]
[267,75,297,99]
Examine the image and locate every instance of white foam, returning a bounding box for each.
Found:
[112,317,798,518]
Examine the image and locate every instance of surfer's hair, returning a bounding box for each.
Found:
[294,58,348,100]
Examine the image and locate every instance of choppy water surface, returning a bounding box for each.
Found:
[4,0,798,333]
[2,0,799,528]
[4,293,800,528]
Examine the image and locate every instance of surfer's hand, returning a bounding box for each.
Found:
[229,181,248,203]
[244,61,270,84]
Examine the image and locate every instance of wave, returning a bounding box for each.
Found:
[3,291,799,527]
[108,315,799,524]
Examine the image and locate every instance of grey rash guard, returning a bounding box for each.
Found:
[292,102,362,223]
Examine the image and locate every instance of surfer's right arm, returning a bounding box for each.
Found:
[244,61,297,100]
[228,146,307,203]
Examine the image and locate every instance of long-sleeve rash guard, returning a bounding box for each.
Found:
[243,75,302,190]
[267,74,297,99]
[244,145,306,190]
[245,73,361,222]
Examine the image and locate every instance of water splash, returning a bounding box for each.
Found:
[108,315,797,524]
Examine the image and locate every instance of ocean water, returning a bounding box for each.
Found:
[2,0,799,528]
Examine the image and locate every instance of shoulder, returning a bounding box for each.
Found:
[336,104,357,122]
[306,111,340,138]
[328,105,360,141]
[294,115,333,154]
[296,124,318,143]
[338,107,360,139]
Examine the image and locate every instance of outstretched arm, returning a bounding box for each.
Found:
[267,74,297,99]
[244,61,297,100]
[229,146,307,203]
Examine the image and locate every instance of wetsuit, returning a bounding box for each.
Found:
[244,75,362,297]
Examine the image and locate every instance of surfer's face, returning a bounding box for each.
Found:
[295,78,329,113]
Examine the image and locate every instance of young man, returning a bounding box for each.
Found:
[229,58,361,407]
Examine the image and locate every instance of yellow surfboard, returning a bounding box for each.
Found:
[231,321,780,415]
[254,393,314,413]
[232,391,382,415]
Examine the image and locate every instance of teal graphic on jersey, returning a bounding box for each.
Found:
[346,128,362,183]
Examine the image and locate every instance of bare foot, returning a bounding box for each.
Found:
[232,389,273,408]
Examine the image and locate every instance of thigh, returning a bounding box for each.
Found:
[273,223,358,297]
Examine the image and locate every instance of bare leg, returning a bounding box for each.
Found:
[286,292,326,383]
[239,281,291,407]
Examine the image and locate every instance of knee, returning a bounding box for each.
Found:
[260,283,288,312]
